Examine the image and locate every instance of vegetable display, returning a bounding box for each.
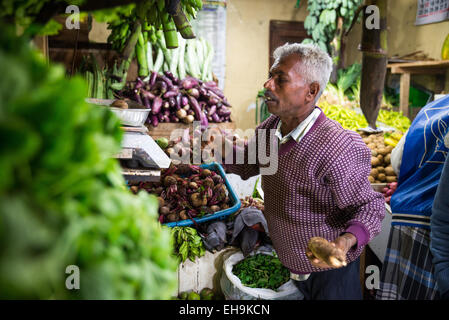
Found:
[170,226,206,263]
[360,133,398,183]
[130,164,232,223]
[232,254,290,290]
[320,101,368,131]
[0,27,178,299]
[117,71,231,127]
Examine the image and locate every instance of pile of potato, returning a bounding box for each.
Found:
[360,133,397,184]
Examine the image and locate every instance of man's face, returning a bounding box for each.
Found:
[263,54,318,118]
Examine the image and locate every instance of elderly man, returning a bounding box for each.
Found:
[220,43,385,300]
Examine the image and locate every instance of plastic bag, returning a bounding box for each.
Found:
[220,247,303,300]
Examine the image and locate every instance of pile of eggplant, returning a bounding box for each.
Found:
[118,71,232,127]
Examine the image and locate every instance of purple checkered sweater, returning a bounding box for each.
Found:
[225,112,385,274]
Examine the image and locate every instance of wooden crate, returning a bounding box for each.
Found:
[145,121,237,140]
[176,247,239,297]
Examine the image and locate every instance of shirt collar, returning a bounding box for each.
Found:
[275,108,321,144]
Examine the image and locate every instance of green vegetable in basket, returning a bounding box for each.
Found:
[232,253,290,291]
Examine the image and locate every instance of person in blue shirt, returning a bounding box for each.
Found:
[430,133,449,300]
[376,94,449,300]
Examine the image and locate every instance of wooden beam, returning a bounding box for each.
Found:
[399,73,411,118]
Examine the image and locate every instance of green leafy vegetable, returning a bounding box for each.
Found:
[0,26,178,299]
[232,253,290,291]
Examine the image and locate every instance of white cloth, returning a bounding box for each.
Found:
[391,131,449,177]
[390,131,408,176]
[275,108,321,145]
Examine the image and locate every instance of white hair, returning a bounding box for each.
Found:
[272,43,333,103]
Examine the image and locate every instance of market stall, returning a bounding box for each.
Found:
[2,0,449,304]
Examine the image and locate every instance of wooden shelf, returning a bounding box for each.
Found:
[386,60,449,118]
[388,60,449,74]
[145,121,237,140]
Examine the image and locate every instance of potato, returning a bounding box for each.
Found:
[371,156,381,167]
[374,180,381,183]
[367,143,377,150]
[378,148,390,156]
[377,154,384,165]
[378,173,386,182]
[371,149,378,157]
[385,166,395,176]
[384,154,391,165]
[368,176,375,183]
[308,237,347,268]
[363,137,370,144]
[386,176,397,183]
[377,166,385,173]
[370,168,379,178]
[386,145,394,153]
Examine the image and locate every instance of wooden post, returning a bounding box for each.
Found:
[358,0,388,129]
[399,72,411,117]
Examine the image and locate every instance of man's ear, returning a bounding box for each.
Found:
[307,82,320,102]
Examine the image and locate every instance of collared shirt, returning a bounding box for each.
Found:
[275,108,322,144]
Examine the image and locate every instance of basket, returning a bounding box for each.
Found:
[163,162,241,227]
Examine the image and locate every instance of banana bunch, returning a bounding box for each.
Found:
[107,0,203,52]
[107,16,133,53]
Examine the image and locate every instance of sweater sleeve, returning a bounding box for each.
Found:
[431,154,449,299]
[325,134,385,251]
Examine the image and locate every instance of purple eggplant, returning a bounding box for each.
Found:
[170,115,180,122]
[141,89,156,100]
[208,105,217,116]
[164,71,178,82]
[135,77,144,90]
[154,81,168,95]
[181,77,199,90]
[158,113,164,122]
[163,89,179,98]
[199,86,207,97]
[168,97,176,108]
[211,113,221,123]
[200,112,209,129]
[188,96,203,121]
[208,95,220,105]
[150,115,159,127]
[134,89,143,105]
[217,106,231,117]
[188,88,200,99]
[205,81,217,88]
[164,109,170,116]
[152,96,163,114]
[141,92,151,109]
[175,94,182,110]
[181,96,189,107]
[149,71,158,87]
[158,74,174,89]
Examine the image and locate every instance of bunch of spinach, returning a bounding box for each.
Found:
[232,254,290,291]
[0,26,177,299]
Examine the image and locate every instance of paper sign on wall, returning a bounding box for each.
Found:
[415,0,449,25]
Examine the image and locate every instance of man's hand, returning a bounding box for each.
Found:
[306,233,357,269]
[205,127,244,161]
